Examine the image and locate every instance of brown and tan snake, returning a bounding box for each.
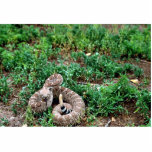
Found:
[28,74,85,126]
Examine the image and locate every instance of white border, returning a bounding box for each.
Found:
[0,0,151,24]
[0,0,152,152]
[0,127,152,152]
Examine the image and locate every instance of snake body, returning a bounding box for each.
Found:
[28,74,85,126]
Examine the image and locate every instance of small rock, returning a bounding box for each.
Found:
[9,117,15,121]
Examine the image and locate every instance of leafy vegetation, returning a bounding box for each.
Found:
[0,75,11,103]
[71,51,144,78]
[46,24,151,60]
[0,24,151,127]
[72,75,150,123]
[0,25,40,45]
[24,106,34,126]
[0,117,9,126]
[136,89,151,121]
[36,107,54,127]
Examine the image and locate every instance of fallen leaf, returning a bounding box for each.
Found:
[111,117,116,122]
[86,53,91,56]
[130,79,139,84]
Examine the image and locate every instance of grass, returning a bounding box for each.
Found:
[0,24,151,127]
[0,117,9,127]
[0,75,11,103]
[78,75,150,123]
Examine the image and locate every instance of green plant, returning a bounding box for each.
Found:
[71,52,144,79]
[87,114,97,123]
[84,75,139,117]
[0,25,41,45]
[0,117,9,126]
[37,107,54,127]
[135,89,151,121]
[133,66,144,77]
[0,75,11,103]
[123,63,134,72]
[140,119,151,127]
[0,24,151,60]
[24,106,34,126]
[143,78,150,86]
[11,101,18,115]
[1,50,14,70]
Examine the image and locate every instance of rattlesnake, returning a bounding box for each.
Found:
[28,74,85,126]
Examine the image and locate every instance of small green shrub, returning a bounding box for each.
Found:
[0,25,41,45]
[80,75,147,118]
[24,106,34,126]
[0,117,9,126]
[134,66,144,77]
[37,107,54,127]
[140,119,151,127]
[71,52,144,79]
[136,89,151,121]
[0,75,11,103]
[123,63,134,72]
[11,102,18,115]
[1,50,14,70]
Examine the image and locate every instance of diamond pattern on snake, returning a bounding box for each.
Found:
[28,74,85,126]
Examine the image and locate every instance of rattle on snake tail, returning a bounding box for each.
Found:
[59,94,72,115]
[28,74,85,126]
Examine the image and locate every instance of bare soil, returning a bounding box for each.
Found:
[78,102,146,127]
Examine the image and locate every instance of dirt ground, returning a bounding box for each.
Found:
[79,102,147,127]
[130,59,151,91]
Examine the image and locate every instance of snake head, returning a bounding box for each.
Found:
[29,87,53,113]
[40,87,53,107]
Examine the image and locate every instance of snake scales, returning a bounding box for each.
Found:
[28,74,85,126]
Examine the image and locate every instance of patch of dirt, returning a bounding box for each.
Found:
[128,59,151,78]
[78,101,147,127]
[130,59,151,90]
[126,59,151,91]
[115,58,151,91]
[0,102,24,127]
[109,102,146,127]
[0,80,26,127]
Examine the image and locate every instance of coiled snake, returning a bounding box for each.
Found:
[28,74,85,126]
